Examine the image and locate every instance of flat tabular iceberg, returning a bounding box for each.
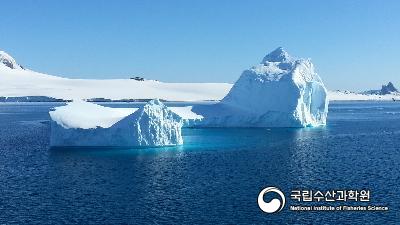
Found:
[190,47,329,127]
[49,99,183,147]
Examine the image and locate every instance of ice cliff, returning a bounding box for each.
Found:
[49,99,183,147]
[191,47,329,127]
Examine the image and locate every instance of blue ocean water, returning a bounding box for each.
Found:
[0,101,399,224]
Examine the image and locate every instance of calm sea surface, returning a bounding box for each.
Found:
[0,101,399,224]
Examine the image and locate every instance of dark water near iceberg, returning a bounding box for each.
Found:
[0,101,399,224]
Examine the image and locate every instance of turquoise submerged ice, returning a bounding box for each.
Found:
[49,99,183,147]
[191,47,329,127]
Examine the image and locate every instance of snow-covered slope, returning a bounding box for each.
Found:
[0,51,23,69]
[190,47,329,127]
[0,51,231,101]
[50,99,183,147]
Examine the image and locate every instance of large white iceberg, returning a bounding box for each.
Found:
[48,47,328,147]
[190,47,329,127]
[49,99,183,147]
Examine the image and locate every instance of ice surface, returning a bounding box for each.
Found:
[190,47,329,127]
[50,100,183,147]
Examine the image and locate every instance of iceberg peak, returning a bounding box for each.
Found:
[214,48,329,127]
[130,99,183,146]
[261,47,294,63]
[145,98,163,106]
[0,50,24,70]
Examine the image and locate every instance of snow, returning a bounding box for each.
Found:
[0,62,231,102]
[50,100,183,147]
[328,90,400,101]
[261,47,293,63]
[188,47,329,127]
[0,51,23,70]
[49,100,136,129]
[170,106,204,120]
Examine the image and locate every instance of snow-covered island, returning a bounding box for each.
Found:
[329,82,400,101]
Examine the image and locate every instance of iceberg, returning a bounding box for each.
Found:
[49,99,183,147]
[48,47,328,148]
[191,47,329,127]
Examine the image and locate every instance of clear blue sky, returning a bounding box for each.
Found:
[1,0,399,91]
